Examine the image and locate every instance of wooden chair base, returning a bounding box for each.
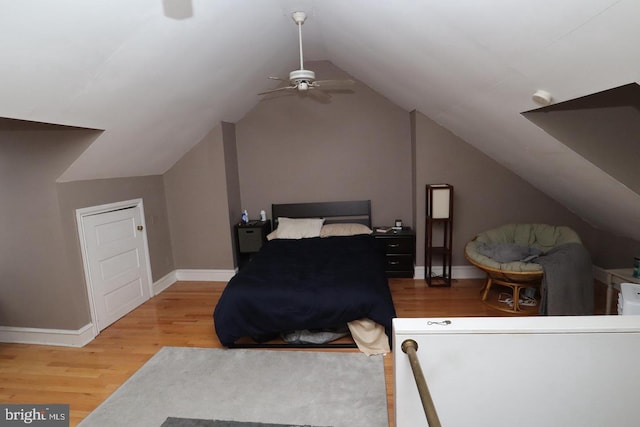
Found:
[481,277,540,314]
[466,249,544,315]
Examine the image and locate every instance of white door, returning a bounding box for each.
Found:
[79,202,152,332]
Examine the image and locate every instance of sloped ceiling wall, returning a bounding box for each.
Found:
[524,83,640,196]
[1,0,639,241]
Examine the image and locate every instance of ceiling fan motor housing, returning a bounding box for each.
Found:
[289,69,315,90]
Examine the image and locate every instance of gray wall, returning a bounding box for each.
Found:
[524,83,640,195]
[0,118,173,330]
[3,61,639,332]
[56,174,175,289]
[1,118,238,330]
[232,60,624,269]
[164,124,236,269]
[235,60,413,227]
[221,122,242,265]
[0,120,98,329]
[412,111,599,266]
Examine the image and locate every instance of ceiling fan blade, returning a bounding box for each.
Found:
[306,88,331,103]
[313,79,355,90]
[258,86,296,95]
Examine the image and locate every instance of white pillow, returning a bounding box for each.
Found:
[320,223,372,237]
[268,217,325,240]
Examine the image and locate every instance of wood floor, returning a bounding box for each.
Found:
[0,278,609,426]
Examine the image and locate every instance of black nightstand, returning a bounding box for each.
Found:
[372,227,415,278]
[235,220,272,269]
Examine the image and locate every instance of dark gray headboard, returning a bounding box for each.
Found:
[271,200,371,228]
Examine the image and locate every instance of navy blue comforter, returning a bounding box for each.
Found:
[213,235,396,346]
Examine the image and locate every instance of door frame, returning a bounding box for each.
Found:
[76,198,154,337]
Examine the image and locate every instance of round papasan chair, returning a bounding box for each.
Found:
[465,223,582,314]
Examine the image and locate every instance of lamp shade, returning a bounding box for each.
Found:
[427,184,453,219]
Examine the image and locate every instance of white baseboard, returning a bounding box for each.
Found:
[0,323,95,347]
[174,269,237,282]
[152,268,237,295]
[414,265,486,280]
[1,266,608,348]
[416,265,608,283]
[153,270,178,295]
[0,269,236,348]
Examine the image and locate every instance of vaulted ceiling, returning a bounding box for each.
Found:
[1,0,639,241]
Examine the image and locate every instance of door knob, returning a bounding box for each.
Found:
[137,225,144,231]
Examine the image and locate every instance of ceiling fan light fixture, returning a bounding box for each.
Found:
[298,81,309,91]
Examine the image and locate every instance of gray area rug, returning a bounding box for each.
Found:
[161,417,327,427]
[79,347,388,427]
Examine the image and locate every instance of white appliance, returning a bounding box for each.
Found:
[618,283,640,315]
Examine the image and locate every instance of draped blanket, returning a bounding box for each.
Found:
[536,243,593,315]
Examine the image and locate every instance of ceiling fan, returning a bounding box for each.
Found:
[258,11,355,102]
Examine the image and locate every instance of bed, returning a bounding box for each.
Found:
[213,200,397,353]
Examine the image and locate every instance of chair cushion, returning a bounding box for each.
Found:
[465,224,581,272]
[475,242,543,263]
